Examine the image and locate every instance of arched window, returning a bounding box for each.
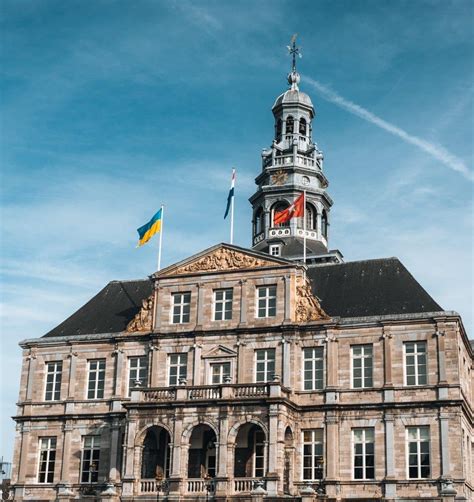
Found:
[299,117,307,135]
[285,116,294,134]
[276,119,282,139]
[272,201,290,228]
[321,210,328,238]
[234,423,266,479]
[254,207,264,235]
[305,203,317,230]
[141,427,171,479]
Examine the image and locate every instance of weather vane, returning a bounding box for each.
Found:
[287,34,302,72]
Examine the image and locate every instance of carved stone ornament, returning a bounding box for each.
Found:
[175,248,277,274]
[295,277,329,322]
[126,295,154,333]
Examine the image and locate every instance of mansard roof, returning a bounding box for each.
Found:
[42,255,442,338]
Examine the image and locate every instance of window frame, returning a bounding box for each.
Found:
[404,341,428,386]
[352,428,375,480]
[209,361,232,384]
[171,292,191,324]
[86,359,106,400]
[81,436,101,483]
[168,353,187,386]
[254,348,276,383]
[44,361,63,401]
[128,356,148,395]
[37,437,57,484]
[302,429,324,481]
[351,344,374,389]
[269,244,281,257]
[406,426,431,479]
[213,288,233,321]
[256,285,277,318]
[302,346,324,391]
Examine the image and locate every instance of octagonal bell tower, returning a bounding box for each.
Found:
[249,36,342,265]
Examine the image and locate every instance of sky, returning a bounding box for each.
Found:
[0,0,472,461]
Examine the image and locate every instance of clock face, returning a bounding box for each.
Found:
[271,169,288,186]
[302,176,310,186]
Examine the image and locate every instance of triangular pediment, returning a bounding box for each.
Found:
[202,345,238,358]
[156,243,292,277]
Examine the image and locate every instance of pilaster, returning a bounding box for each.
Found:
[239,279,248,326]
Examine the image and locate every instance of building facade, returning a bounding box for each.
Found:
[10,56,473,502]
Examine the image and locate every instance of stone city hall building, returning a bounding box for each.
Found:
[10,57,473,502]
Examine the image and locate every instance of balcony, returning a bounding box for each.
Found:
[130,382,290,405]
[139,477,264,495]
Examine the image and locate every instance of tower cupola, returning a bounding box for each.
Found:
[249,35,342,265]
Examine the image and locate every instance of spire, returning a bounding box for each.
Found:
[286,34,302,91]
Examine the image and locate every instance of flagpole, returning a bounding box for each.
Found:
[157,204,164,271]
[303,191,307,265]
[230,168,235,245]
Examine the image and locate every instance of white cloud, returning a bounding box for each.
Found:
[304,77,473,181]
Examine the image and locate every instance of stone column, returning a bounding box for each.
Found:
[283,275,291,323]
[25,351,37,401]
[382,329,394,402]
[325,334,338,404]
[435,328,449,400]
[325,412,339,499]
[383,413,396,499]
[123,419,137,478]
[112,347,124,397]
[17,424,30,483]
[266,405,279,496]
[195,283,204,329]
[193,343,202,386]
[149,344,160,387]
[239,279,248,326]
[316,212,322,240]
[155,287,164,332]
[237,340,246,383]
[67,350,77,399]
[171,417,183,478]
[109,420,122,482]
[282,339,291,388]
[439,412,451,477]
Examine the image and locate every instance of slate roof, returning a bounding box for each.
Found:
[43,257,442,338]
[307,258,442,318]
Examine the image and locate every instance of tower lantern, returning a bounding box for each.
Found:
[249,35,342,265]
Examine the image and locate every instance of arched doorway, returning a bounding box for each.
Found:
[234,423,266,479]
[141,426,171,479]
[187,424,217,479]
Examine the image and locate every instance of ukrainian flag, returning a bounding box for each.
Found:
[136,208,162,247]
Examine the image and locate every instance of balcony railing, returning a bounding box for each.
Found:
[234,478,263,493]
[133,382,290,404]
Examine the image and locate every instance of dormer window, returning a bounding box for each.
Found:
[269,244,281,257]
[286,116,294,134]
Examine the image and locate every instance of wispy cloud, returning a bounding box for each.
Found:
[304,77,473,181]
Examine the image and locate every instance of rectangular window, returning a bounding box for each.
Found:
[172,292,191,324]
[168,354,187,386]
[302,429,324,480]
[81,436,101,483]
[407,426,430,479]
[256,285,277,318]
[353,428,375,480]
[213,289,233,321]
[352,345,373,388]
[128,356,148,395]
[210,362,231,384]
[404,341,427,386]
[38,437,56,483]
[303,347,324,390]
[269,245,281,256]
[253,429,265,477]
[87,359,106,399]
[44,361,62,401]
[255,349,275,383]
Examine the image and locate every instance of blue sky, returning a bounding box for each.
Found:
[1,0,472,460]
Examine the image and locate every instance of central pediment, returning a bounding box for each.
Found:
[156,243,293,277]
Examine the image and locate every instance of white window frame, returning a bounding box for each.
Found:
[86,359,106,399]
[351,344,373,389]
[80,436,101,483]
[404,341,427,386]
[256,285,277,318]
[44,361,63,401]
[171,292,191,324]
[213,288,233,321]
[269,244,281,257]
[302,347,324,391]
[128,356,148,395]
[209,361,232,384]
[406,426,430,479]
[302,429,324,481]
[168,353,187,386]
[352,428,375,480]
[37,437,57,483]
[252,428,266,477]
[255,348,276,383]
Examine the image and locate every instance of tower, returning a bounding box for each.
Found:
[249,37,342,265]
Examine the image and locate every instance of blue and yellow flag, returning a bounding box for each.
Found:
[136,208,162,247]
